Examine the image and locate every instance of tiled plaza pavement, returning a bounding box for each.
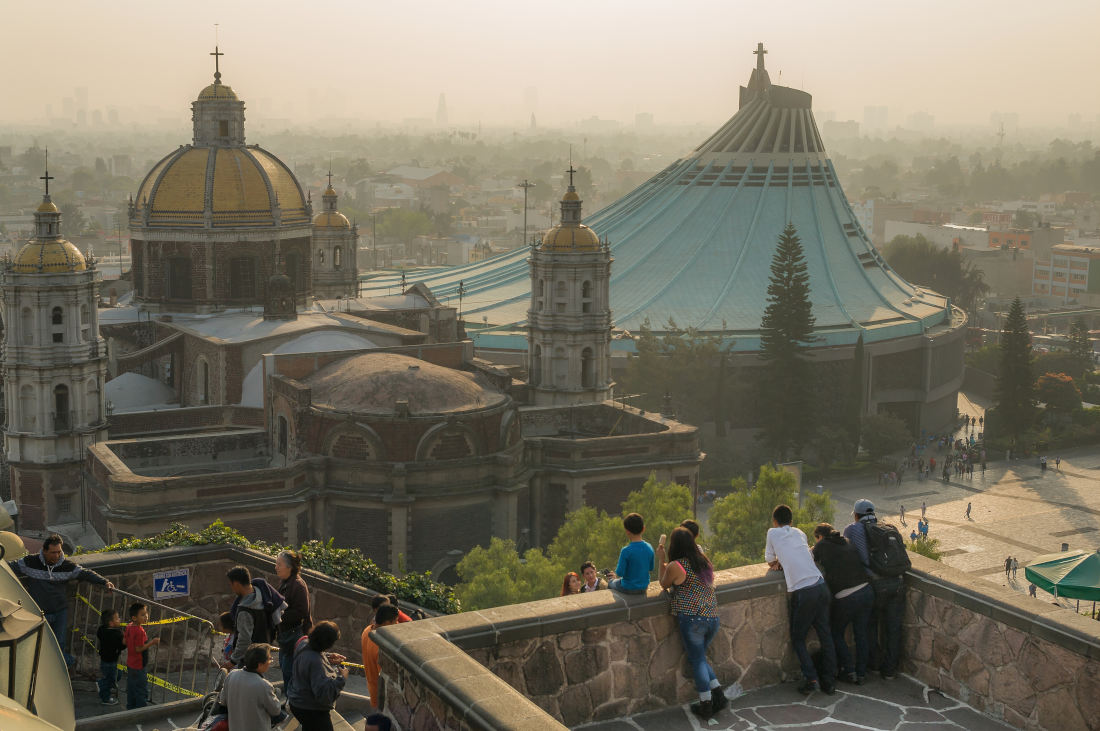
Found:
[575,674,1012,730]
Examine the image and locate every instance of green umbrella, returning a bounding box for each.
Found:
[1024,549,1100,600]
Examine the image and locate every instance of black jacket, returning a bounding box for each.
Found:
[97,625,126,663]
[9,552,108,614]
[811,538,868,596]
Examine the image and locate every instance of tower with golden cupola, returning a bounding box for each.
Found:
[1,165,108,532]
[128,47,313,313]
[312,171,359,299]
[526,167,613,405]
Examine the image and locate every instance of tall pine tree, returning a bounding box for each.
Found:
[993,297,1034,441]
[1069,317,1093,374]
[758,222,816,460]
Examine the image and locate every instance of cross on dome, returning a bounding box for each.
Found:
[210,45,224,83]
[40,150,54,197]
[754,42,767,71]
[327,169,334,188]
[566,164,577,190]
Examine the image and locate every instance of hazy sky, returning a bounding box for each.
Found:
[6,0,1100,129]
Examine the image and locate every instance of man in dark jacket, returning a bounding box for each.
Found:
[9,533,114,666]
[224,566,286,669]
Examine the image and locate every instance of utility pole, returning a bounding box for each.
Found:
[517,179,535,247]
[371,213,378,270]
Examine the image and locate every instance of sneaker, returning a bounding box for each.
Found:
[689,699,714,718]
[882,670,897,680]
[841,672,859,684]
[711,685,729,712]
[100,698,118,706]
[821,681,837,695]
[797,678,820,694]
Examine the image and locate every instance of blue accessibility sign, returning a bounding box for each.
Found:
[153,568,190,599]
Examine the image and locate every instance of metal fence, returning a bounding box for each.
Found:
[69,584,222,705]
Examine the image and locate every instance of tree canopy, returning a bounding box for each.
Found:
[883,235,989,311]
[860,412,912,462]
[993,297,1035,440]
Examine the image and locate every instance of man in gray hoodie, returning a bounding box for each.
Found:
[223,566,285,670]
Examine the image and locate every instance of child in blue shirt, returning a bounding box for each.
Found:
[609,512,654,594]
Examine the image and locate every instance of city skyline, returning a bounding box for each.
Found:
[5,0,1100,129]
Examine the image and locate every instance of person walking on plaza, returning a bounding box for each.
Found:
[899,505,905,526]
[767,505,838,694]
[1055,456,1062,473]
[219,644,286,731]
[274,550,312,692]
[1029,583,1037,598]
[921,501,926,521]
[658,527,726,717]
[1004,556,1012,579]
[1011,557,1019,580]
[965,502,972,520]
[9,533,114,667]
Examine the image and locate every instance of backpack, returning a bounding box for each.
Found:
[863,521,911,577]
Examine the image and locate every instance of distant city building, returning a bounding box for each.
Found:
[863,105,889,135]
[1033,243,1100,304]
[634,112,654,131]
[436,93,448,126]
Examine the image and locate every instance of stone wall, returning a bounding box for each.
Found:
[903,554,1100,730]
[372,556,1100,731]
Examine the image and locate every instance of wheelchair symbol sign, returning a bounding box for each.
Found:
[153,568,190,599]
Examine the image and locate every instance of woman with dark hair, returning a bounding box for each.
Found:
[812,523,874,685]
[560,572,582,596]
[287,621,348,731]
[274,549,312,690]
[657,527,726,719]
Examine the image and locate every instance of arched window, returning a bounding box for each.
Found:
[52,307,63,325]
[581,347,595,388]
[334,247,342,270]
[19,385,35,431]
[555,281,567,297]
[531,345,542,387]
[51,307,64,343]
[54,384,70,431]
[21,307,32,345]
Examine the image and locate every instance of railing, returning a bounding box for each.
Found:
[69,584,222,706]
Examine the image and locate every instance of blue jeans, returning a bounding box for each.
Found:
[44,609,74,667]
[98,661,120,701]
[608,577,647,594]
[788,580,837,684]
[676,614,719,693]
[278,637,297,692]
[831,584,874,677]
[126,668,148,709]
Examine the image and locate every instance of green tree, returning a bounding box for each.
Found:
[620,475,694,549]
[454,538,562,610]
[546,506,620,575]
[908,536,943,561]
[993,297,1035,440]
[861,412,912,462]
[1069,318,1093,375]
[758,223,816,460]
[377,208,433,246]
[707,464,833,564]
[883,235,989,311]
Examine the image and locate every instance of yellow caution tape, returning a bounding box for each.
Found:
[73,626,202,698]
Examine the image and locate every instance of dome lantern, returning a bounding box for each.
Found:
[539,163,600,251]
[12,158,87,274]
[192,45,246,147]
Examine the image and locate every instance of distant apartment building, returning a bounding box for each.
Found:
[1033,243,1100,304]
[988,228,1031,250]
[853,198,914,246]
[996,200,1057,217]
[883,221,987,250]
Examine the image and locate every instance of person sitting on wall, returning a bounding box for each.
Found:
[765,504,837,695]
[579,561,606,592]
[608,512,654,594]
[561,571,582,596]
[362,604,400,711]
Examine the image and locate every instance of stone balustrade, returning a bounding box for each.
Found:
[372,554,1100,731]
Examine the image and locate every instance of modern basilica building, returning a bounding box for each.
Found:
[362,45,967,432]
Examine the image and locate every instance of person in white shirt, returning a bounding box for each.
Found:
[765,504,837,695]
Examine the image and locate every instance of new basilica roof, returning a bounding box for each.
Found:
[360,46,954,352]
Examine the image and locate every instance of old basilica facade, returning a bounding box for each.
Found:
[1,56,701,578]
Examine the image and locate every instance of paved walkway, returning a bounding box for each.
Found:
[823,393,1100,614]
[576,674,1011,730]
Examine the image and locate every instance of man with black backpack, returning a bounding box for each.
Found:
[223,566,288,670]
[842,499,910,680]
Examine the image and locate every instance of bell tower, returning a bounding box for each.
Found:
[1,164,108,534]
[526,167,613,405]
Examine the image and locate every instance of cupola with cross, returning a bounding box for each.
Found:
[1,163,109,533]
[312,169,359,299]
[527,167,613,405]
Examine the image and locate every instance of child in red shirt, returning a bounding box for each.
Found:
[123,602,160,709]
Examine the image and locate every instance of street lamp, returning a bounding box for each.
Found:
[0,595,46,710]
[517,180,535,247]
[371,213,378,270]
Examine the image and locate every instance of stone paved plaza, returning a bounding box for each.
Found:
[576,674,1012,730]
[825,392,1100,614]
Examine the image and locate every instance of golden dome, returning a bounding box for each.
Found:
[132,146,309,229]
[37,199,60,214]
[562,190,581,202]
[322,185,337,197]
[198,83,238,100]
[314,211,351,229]
[541,224,601,251]
[13,239,87,273]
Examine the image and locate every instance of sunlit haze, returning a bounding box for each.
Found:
[6,0,1100,130]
